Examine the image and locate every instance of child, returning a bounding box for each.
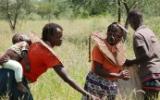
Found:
[0,33,31,93]
[83,22,129,100]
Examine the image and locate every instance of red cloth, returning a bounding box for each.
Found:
[21,42,61,82]
[91,32,126,67]
[92,45,122,80]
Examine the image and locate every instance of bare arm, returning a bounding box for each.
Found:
[94,61,129,79]
[94,61,120,78]
[124,46,150,66]
[0,50,12,64]
[53,65,90,96]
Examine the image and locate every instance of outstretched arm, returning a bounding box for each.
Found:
[53,65,97,99]
[124,46,150,66]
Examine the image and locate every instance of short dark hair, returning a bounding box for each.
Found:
[127,10,143,26]
[107,22,125,37]
[12,33,31,45]
[42,23,63,41]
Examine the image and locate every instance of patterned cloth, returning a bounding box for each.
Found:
[142,73,160,91]
[82,72,118,100]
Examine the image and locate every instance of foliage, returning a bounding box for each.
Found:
[0,0,160,20]
[33,0,73,19]
[69,0,117,17]
[0,0,160,31]
[0,0,32,31]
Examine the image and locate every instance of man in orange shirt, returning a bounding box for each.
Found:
[0,23,98,100]
[83,22,130,100]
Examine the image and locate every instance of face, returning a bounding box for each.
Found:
[106,31,122,45]
[49,28,63,47]
[128,18,137,30]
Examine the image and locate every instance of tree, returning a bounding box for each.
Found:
[0,0,32,32]
[69,0,117,17]
[35,0,71,19]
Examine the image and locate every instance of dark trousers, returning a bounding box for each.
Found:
[0,69,33,100]
[144,90,159,100]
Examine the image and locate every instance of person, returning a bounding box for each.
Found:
[0,23,98,100]
[124,10,160,100]
[83,22,130,100]
[0,33,31,93]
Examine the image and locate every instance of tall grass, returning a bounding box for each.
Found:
[0,16,160,100]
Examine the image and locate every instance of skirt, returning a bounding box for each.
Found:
[142,73,160,91]
[82,72,118,100]
[143,79,160,91]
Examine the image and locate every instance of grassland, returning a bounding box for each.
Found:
[0,16,160,100]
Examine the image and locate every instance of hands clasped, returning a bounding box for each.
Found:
[119,70,130,80]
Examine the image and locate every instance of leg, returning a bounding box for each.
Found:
[2,60,23,82]
[107,95,116,100]
[0,69,33,100]
[3,60,28,92]
[10,78,33,100]
[144,90,159,100]
[0,69,15,97]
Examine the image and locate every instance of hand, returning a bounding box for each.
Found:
[87,93,100,100]
[123,59,134,66]
[88,94,100,100]
[119,70,130,80]
[0,56,9,64]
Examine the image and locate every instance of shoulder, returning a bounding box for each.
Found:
[134,31,145,41]
[92,45,101,53]
[16,41,28,46]
[30,42,60,59]
[135,26,154,38]
[92,45,104,58]
[30,42,52,53]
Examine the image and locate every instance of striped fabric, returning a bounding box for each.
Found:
[142,73,160,91]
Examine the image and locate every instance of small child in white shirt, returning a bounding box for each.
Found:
[0,33,31,93]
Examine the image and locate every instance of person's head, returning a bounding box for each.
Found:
[106,22,127,45]
[127,10,143,30]
[42,23,63,47]
[12,33,32,45]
